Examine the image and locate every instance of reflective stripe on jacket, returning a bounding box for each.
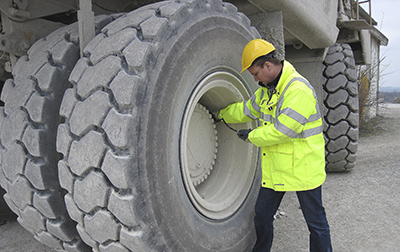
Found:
[220,61,326,191]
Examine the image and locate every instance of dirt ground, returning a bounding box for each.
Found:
[1,103,400,252]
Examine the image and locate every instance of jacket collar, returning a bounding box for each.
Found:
[269,60,297,95]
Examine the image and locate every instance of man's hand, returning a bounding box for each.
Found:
[237,129,252,142]
[211,111,221,123]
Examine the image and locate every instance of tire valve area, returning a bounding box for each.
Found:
[187,103,217,186]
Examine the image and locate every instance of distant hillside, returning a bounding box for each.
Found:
[379,91,400,103]
[379,86,400,93]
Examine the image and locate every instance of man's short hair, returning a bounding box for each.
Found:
[251,51,281,68]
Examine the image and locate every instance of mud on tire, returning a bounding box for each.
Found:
[323,43,359,172]
[57,0,261,251]
[0,16,114,251]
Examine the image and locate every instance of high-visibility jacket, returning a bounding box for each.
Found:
[220,61,326,191]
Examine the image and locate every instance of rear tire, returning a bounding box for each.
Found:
[323,43,359,172]
[57,0,261,251]
[0,16,114,251]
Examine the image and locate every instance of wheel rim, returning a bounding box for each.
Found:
[181,70,258,220]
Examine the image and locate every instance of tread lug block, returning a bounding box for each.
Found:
[0,168,7,190]
[345,162,356,170]
[345,68,357,82]
[68,131,107,176]
[101,151,136,189]
[17,216,36,234]
[33,63,64,93]
[325,105,350,125]
[108,190,139,227]
[122,39,151,72]
[33,191,66,219]
[326,149,348,163]
[46,218,78,242]
[327,44,342,54]
[346,153,357,163]
[12,55,46,82]
[51,40,80,69]
[326,121,349,140]
[109,71,140,107]
[348,95,359,111]
[2,143,26,181]
[59,88,77,120]
[99,242,130,252]
[19,205,46,233]
[77,224,99,251]
[25,160,57,190]
[58,160,75,194]
[69,58,91,85]
[3,193,19,215]
[120,227,146,252]
[347,127,359,141]
[347,81,358,96]
[0,109,28,149]
[21,125,42,157]
[326,160,347,171]
[158,2,187,19]
[139,15,168,40]
[63,239,92,252]
[325,75,347,92]
[326,136,349,152]
[76,57,120,99]
[0,106,4,127]
[73,171,109,213]
[323,52,344,65]
[325,61,346,78]
[84,209,120,243]
[103,110,133,149]
[347,141,358,154]
[65,193,84,226]
[8,176,33,209]
[326,89,348,108]
[25,93,49,123]
[56,124,73,157]
[86,28,137,65]
[69,92,111,136]
[35,231,64,250]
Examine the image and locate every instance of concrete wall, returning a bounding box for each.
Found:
[359,31,381,122]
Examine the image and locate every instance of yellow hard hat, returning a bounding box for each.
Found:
[241,39,276,73]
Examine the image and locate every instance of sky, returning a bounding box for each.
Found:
[370,0,400,88]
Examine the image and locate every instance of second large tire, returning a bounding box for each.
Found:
[323,43,359,172]
[57,0,261,251]
[0,16,114,251]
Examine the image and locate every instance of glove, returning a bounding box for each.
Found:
[237,129,252,142]
[211,111,221,123]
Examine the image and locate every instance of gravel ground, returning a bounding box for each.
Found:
[1,103,399,252]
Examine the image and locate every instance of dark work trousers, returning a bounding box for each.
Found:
[252,186,332,252]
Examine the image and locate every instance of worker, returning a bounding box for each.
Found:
[213,39,332,251]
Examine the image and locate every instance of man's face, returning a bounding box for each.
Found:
[248,62,274,85]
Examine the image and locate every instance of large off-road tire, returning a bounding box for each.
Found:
[57,0,261,251]
[0,16,114,251]
[323,43,358,172]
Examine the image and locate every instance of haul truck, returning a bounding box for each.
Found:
[0,0,387,251]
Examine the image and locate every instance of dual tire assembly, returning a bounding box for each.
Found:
[0,0,358,251]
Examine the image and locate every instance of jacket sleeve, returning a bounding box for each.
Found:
[249,82,319,147]
[219,88,262,124]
